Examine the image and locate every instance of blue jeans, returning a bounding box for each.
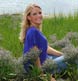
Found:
[47,55,67,74]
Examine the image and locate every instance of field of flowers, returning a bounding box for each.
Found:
[0,13,78,81]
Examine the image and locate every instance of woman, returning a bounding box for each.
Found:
[19,4,66,81]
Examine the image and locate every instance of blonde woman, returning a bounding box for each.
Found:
[19,4,66,81]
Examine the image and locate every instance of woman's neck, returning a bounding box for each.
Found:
[30,23,41,31]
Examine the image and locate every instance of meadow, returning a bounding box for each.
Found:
[0,13,78,57]
[0,13,78,81]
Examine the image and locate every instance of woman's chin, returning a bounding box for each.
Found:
[37,22,42,25]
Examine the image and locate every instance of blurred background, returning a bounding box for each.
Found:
[0,0,78,16]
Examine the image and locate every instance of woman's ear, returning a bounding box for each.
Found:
[27,15,31,21]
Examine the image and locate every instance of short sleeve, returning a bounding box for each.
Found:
[23,28,37,54]
[27,30,36,47]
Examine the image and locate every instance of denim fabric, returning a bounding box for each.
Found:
[47,55,67,74]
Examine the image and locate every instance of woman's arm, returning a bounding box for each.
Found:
[35,57,41,68]
[47,45,63,56]
[33,46,41,68]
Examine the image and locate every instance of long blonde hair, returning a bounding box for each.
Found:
[19,4,42,43]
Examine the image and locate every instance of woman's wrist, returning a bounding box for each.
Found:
[59,52,63,56]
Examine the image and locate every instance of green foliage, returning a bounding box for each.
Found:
[43,13,78,41]
[0,13,78,57]
[66,63,78,81]
[0,13,78,81]
[0,48,16,81]
[0,14,23,57]
[21,49,51,81]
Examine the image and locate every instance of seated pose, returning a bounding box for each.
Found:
[19,4,67,81]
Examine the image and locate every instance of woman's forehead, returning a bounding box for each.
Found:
[30,7,42,12]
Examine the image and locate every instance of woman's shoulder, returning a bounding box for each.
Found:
[26,27,39,37]
[27,26,39,35]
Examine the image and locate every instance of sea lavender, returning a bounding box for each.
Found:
[23,49,41,64]
[15,56,24,74]
[49,34,57,43]
[50,32,78,49]
[51,38,71,48]
[42,59,57,74]
[61,45,78,64]
[65,32,78,40]
[0,48,17,80]
[75,47,78,65]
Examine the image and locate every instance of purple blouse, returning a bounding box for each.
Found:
[23,26,48,71]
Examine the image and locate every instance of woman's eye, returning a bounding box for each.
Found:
[33,13,37,16]
[32,12,42,16]
[39,12,42,14]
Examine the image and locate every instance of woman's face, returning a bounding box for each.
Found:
[28,7,43,26]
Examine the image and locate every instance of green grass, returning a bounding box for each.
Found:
[43,13,78,41]
[0,14,23,57]
[0,13,78,57]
